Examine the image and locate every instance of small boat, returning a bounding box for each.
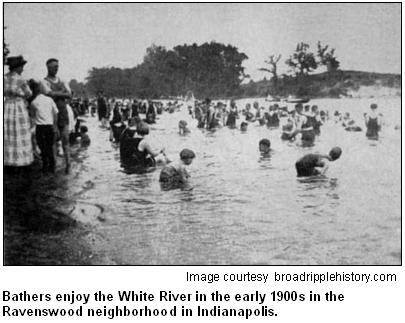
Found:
[286,95,310,104]
[265,95,281,102]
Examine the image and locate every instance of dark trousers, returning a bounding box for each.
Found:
[36,125,56,172]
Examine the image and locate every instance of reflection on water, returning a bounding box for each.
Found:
[69,98,401,265]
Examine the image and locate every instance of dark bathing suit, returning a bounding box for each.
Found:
[45,77,69,128]
[295,154,322,177]
[366,117,379,139]
[120,133,155,168]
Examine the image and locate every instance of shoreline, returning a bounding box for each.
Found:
[4,163,115,266]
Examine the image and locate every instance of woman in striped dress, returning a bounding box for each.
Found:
[4,56,33,167]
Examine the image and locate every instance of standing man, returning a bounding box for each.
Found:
[97,91,109,128]
[40,58,72,174]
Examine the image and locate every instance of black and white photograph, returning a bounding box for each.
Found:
[3,3,401,265]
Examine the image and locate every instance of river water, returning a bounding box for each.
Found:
[68,97,401,265]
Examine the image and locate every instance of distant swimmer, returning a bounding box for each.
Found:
[226,100,239,128]
[295,147,342,177]
[240,122,248,132]
[259,139,272,158]
[179,120,191,135]
[341,112,362,132]
[364,103,382,140]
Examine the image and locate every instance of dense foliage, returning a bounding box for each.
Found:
[85,42,248,99]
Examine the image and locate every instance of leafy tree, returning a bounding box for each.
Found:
[69,79,88,97]
[285,42,318,76]
[317,41,340,72]
[85,41,248,99]
[259,54,281,95]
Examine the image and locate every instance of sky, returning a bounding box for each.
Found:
[4,3,402,83]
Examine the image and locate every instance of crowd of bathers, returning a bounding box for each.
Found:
[90,94,385,183]
[3,55,385,184]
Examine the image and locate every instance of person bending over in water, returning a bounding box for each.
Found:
[159,149,195,186]
[259,139,272,158]
[295,147,342,177]
[179,120,190,135]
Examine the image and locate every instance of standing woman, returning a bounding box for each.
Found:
[364,103,382,140]
[4,56,33,169]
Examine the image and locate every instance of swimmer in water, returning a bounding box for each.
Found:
[295,147,342,177]
[179,120,190,135]
[159,149,195,187]
[259,138,272,158]
[364,103,383,140]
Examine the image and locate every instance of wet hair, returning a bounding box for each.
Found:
[80,125,88,133]
[329,147,342,161]
[370,103,378,109]
[179,120,188,127]
[259,139,271,148]
[240,122,248,129]
[46,58,58,65]
[180,149,196,160]
[137,122,149,135]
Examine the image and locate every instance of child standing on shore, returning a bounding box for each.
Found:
[29,80,58,173]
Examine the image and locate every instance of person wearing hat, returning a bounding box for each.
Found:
[4,55,34,168]
[29,79,59,174]
[39,58,72,174]
[364,103,383,140]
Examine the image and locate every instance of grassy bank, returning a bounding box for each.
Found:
[240,70,401,99]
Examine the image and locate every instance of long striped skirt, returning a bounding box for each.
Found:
[4,97,34,166]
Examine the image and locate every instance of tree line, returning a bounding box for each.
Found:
[3,31,340,99]
[75,41,339,98]
[78,42,249,99]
